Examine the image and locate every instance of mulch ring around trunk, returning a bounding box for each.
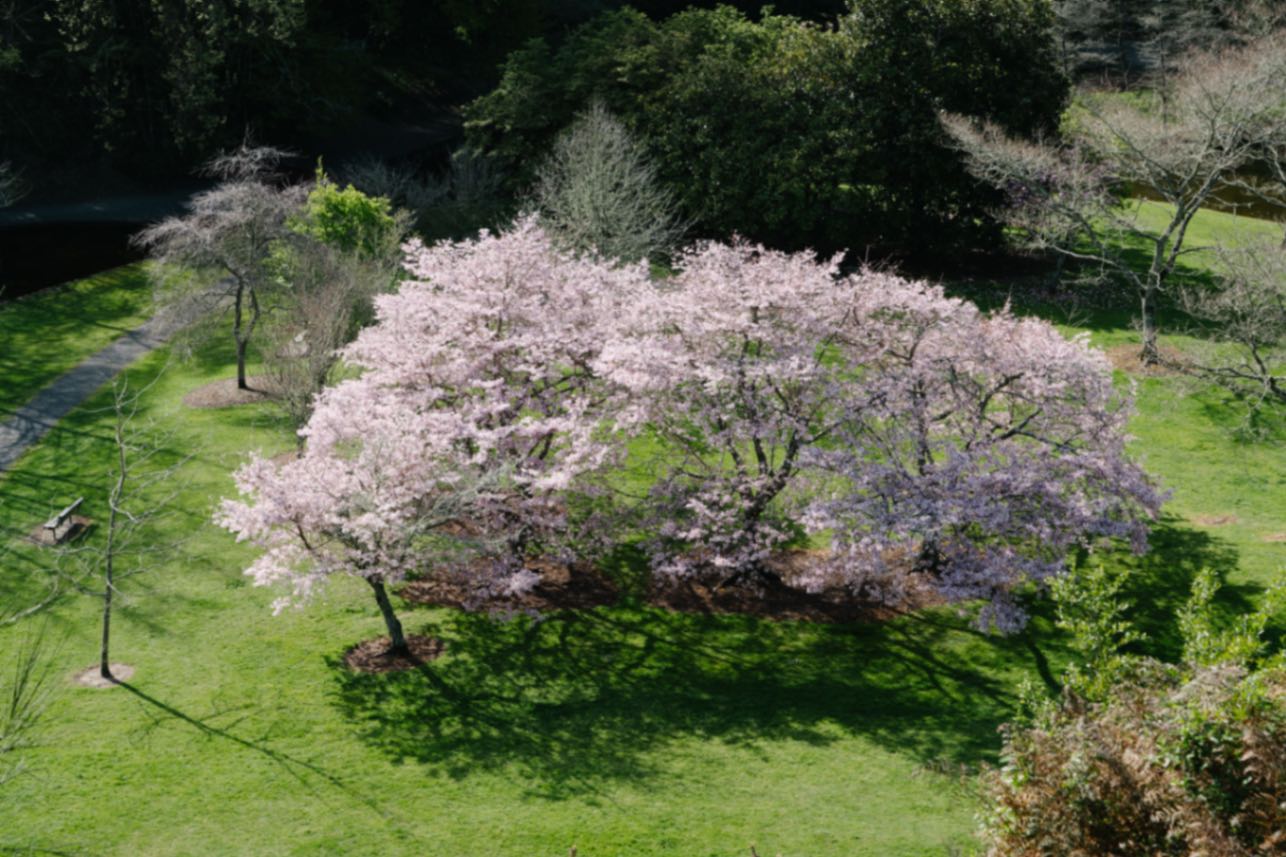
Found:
[1103,343,1186,377]
[402,550,929,624]
[72,663,134,688]
[343,635,445,673]
[182,376,281,409]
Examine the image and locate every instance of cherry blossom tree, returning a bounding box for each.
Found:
[221,221,1162,639]
[218,218,648,649]
[599,241,1163,630]
[595,241,855,587]
[799,275,1165,632]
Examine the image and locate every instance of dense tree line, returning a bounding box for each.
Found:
[1053,0,1283,81]
[0,0,846,186]
[465,0,1068,256]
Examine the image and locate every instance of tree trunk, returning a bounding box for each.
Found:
[100,557,114,681]
[1139,286,1160,366]
[367,578,408,656]
[236,337,249,390]
[233,282,249,390]
[101,418,128,682]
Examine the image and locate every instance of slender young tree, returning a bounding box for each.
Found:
[59,379,187,681]
[0,628,55,788]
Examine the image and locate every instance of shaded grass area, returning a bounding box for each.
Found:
[0,342,1014,856]
[0,204,1282,855]
[0,264,155,413]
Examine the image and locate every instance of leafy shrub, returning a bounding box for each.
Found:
[294,166,401,261]
[985,662,1286,855]
[984,568,1286,855]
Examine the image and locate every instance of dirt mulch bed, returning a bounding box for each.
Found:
[73,663,134,688]
[647,550,934,624]
[182,376,281,409]
[27,515,92,546]
[401,558,620,613]
[268,449,301,467]
[343,635,445,673]
[1193,514,1239,527]
[1104,344,1186,377]
[646,577,901,623]
[1262,533,1286,543]
[403,550,929,624]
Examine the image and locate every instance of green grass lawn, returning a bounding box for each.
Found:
[0,265,154,413]
[0,205,1282,856]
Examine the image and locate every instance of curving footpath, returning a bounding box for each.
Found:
[0,283,222,473]
[0,317,175,472]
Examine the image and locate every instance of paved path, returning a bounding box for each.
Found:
[0,319,173,471]
[0,285,221,472]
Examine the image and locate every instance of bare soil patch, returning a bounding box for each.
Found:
[1193,514,1239,527]
[182,376,281,409]
[73,663,134,687]
[1103,343,1187,377]
[401,559,619,613]
[343,635,445,673]
[1262,533,1286,543]
[403,550,931,624]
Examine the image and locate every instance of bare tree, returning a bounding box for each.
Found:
[341,148,509,242]
[134,144,304,389]
[533,100,685,264]
[1180,241,1286,416]
[57,379,188,682]
[264,243,372,432]
[0,627,56,788]
[945,35,1286,365]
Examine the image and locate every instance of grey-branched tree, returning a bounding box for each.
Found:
[945,35,1286,365]
[533,100,685,264]
[135,144,304,389]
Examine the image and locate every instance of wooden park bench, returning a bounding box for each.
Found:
[40,497,85,545]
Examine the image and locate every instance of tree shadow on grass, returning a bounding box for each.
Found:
[1122,516,1253,660]
[1017,516,1256,667]
[112,681,429,842]
[326,512,1272,800]
[329,603,1044,800]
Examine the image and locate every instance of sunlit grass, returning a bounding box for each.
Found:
[0,204,1281,855]
[0,265,153,413]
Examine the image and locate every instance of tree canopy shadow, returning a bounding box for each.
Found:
[329,602,1044,800]
[1018,516,1253,665]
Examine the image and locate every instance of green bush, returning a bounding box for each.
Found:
[984,567,1286,854]
[294,166,400,260]
[464,1,1068,255]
